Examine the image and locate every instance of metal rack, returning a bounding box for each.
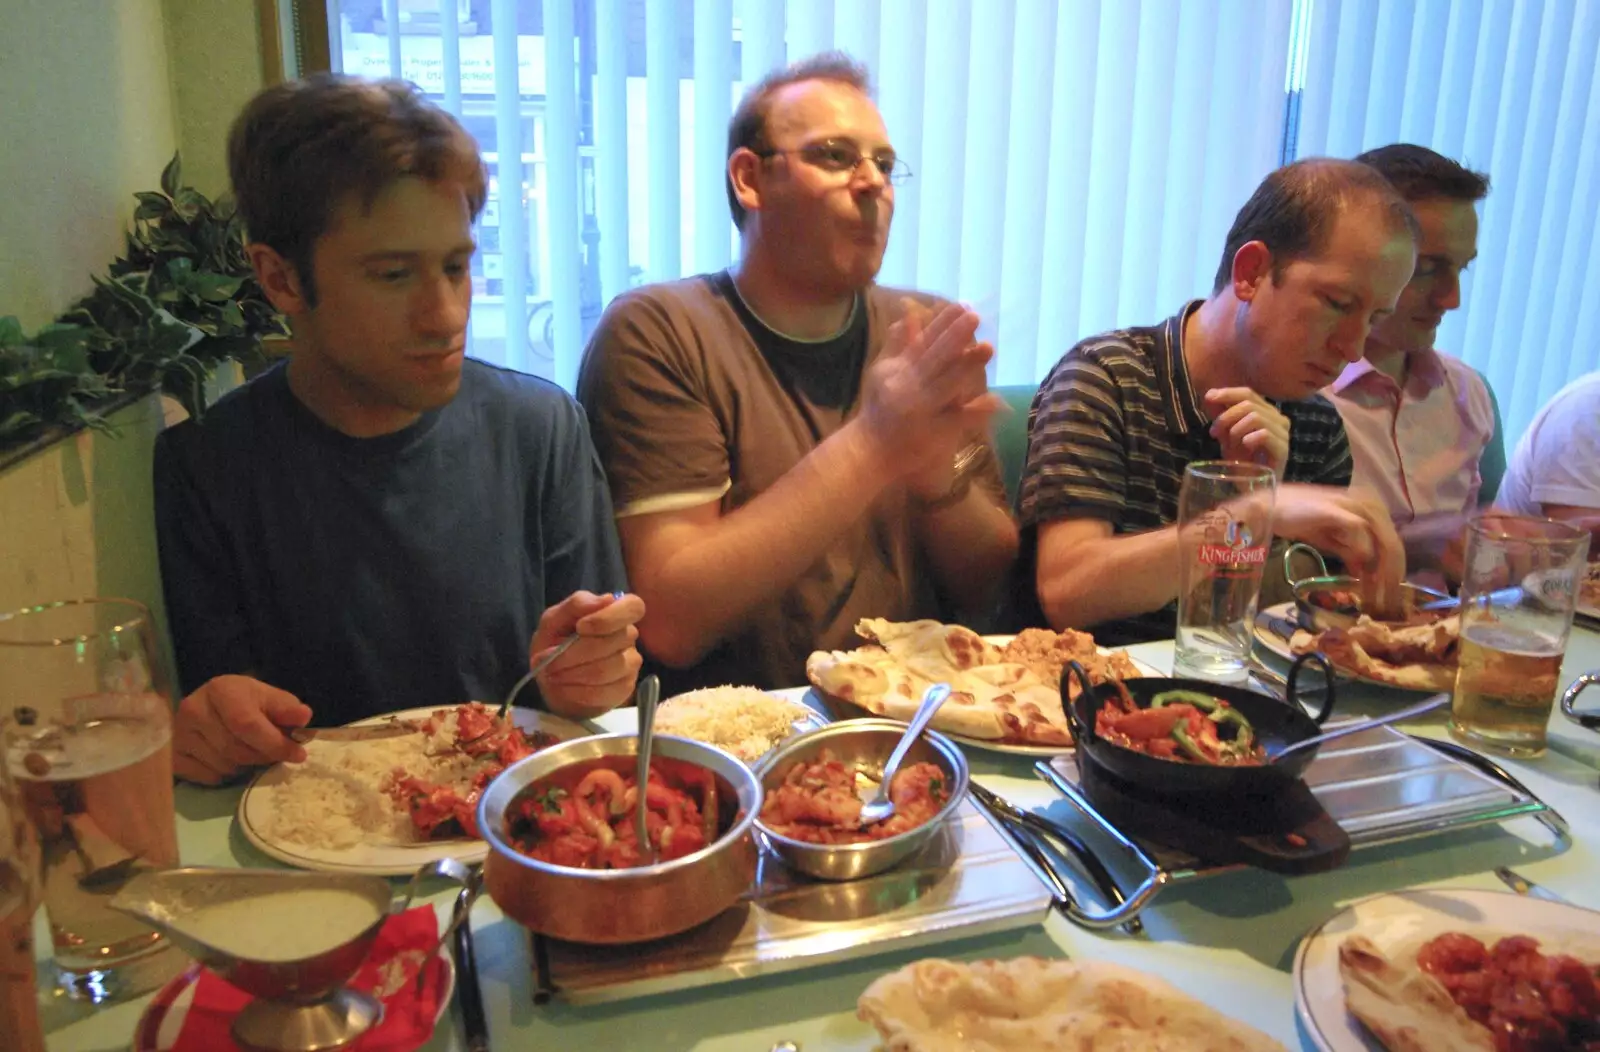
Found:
[528,800,1054,1005]
[1032,725,1570,930]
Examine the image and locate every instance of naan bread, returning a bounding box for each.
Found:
[857,957,1287,1052]
[806,619,1130,746]
[1290,612,1459,691]
[1337,936,1494,1052]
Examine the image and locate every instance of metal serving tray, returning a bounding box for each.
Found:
[528,800,1053,1004]
[1034,724,1570,930]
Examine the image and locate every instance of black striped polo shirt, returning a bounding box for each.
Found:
[1016,300,1352,642]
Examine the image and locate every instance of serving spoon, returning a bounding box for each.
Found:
[857,683,952,825]
[1268,692,1451,763]
[633,674,661,862]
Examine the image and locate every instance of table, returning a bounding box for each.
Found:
[40,626,1600,1052]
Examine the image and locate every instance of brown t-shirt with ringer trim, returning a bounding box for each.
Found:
[577,271,1003,694]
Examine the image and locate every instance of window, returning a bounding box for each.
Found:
[297,0,1599,449]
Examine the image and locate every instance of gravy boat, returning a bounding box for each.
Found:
[110,866,416,1052]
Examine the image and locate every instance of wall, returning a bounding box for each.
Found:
[0,0,264,662]
[164,0,270,196]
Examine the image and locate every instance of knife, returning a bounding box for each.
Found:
[1494,866,1570,904]
[287,718,421,744]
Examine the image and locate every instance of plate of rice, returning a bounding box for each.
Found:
[653,686,826,764]
[237,703,592,875]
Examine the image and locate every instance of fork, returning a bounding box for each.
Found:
[459,633,580,745]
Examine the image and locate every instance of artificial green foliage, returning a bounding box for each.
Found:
[0,318,112,442]
[0,153,287,449]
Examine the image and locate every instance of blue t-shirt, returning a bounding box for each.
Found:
[153,359,627,725]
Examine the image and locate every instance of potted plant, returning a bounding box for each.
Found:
[0,153,287,465]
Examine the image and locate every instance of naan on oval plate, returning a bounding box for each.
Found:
[806,619,1146,749]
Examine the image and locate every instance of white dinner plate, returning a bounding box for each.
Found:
[1293,887,1600,1051]
[238,705,594,876]
[1253,601,1445,694]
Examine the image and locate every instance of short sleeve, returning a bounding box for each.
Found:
[576,289,732,517]
[1016,350,1129,528]
[1522,382,1600,510]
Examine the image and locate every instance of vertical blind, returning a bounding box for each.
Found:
[1291,0,1600,446]
[318,0,1597,448]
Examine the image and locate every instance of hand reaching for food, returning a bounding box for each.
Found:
[1274,485,1407,619]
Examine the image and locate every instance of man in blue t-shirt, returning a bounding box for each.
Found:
[154,75,644,785]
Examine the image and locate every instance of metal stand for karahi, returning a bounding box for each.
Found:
[1032,724,1570,930]
[525,801,1054,1005]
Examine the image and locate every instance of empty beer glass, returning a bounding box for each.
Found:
[1173,462,1278,684]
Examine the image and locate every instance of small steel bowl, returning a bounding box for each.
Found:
[752,719,970,882]
[1285,542,1449,631]
[478,733,761,944]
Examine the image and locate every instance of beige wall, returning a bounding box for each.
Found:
[164,0,269,196]
[0,0,179,332]
[0,0,265,661]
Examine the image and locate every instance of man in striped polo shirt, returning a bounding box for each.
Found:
[1019,159,1416,644]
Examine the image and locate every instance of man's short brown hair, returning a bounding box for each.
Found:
[725,52,873,231]
[1354,143,1490,204]
[228,73,487,304]
[1212,158,1420,293]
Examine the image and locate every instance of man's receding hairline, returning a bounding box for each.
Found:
[760,77,877,137]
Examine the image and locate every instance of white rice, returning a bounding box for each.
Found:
[654,686,812,762]
[255,710,490,849]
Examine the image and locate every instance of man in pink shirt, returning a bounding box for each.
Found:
[1324,145,1501,577]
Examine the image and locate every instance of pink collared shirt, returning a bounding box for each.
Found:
[1323,349,1495,542]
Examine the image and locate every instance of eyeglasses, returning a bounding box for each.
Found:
[754,138,913,185]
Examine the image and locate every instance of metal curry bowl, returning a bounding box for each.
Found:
[752,719,970,882]
[1285,542,1449,631]
[478,733,760,945]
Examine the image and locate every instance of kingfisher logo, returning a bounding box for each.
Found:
[1198,519,1267,566]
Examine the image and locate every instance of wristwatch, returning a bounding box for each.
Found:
[915,442,987,512]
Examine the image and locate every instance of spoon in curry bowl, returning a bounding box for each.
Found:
[1268,692,1452,763]
[857,683,952,825]
[634,674,661,862]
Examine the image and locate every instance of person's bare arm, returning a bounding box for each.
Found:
[1541,503,1600,540]
[618,303,1000,669]
[1035,518,1181,629]
[913,482,1019,617]
[620,420,908,668]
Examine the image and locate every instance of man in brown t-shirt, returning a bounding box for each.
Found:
[577,54,1019,692]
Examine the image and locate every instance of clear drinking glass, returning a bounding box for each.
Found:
[1,702,45,1052]
[0,599,184,1003]
[1450,515,1591,757]
[1173,461,1278,684]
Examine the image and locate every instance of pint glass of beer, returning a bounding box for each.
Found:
[1450,516,1591,756]
[1173,462,1277,683]
[0,599,183,1003]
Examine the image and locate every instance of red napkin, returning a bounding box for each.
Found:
[164,906,447,1052]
